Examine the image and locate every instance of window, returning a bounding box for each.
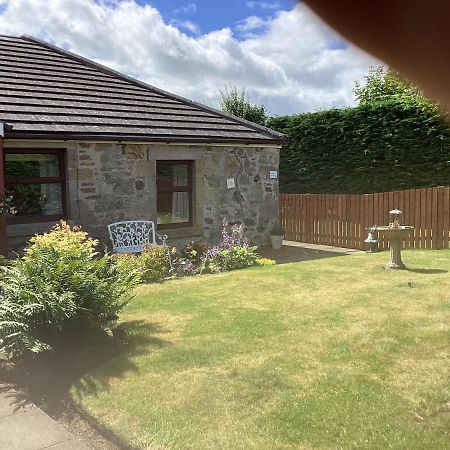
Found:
[5,149,66,223]
[156,161,193,228]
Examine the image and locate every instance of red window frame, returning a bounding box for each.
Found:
[156,160,193,229]
[4,148,67,224]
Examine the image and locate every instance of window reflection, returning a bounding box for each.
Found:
[5,184,63,217]
[5,151,65,221]
[6,154,59,178]
[157,162,192,227]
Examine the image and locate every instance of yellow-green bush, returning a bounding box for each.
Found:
[112,246,169,283]
[24,220,98,258]
[256,258,276,266]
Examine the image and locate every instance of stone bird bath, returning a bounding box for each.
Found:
[376,209,414,270]
[377,225,414,269]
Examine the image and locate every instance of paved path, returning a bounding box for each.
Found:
[282,240,364,254]
[0,388,89,450]
[261,240,364,265]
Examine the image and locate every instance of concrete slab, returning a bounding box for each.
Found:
[0,391,34,419]
[0,390,89,450]
[282,240,364,254]
[44,439,91,449]
[261,240,364,265]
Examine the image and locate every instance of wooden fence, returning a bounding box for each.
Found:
[279,187,450,250]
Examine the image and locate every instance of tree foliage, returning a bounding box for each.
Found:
[267,66,449,194]
[354,66,435,108]
[268,104,450,194]
[219,86,267,125]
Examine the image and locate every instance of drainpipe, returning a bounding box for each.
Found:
[0,122,7,257]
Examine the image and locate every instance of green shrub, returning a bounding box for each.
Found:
[0,221,138,359]
[110,254,142,280]
[0,255,10,267]
[210,246,259,272]
[25,220,98,257]
[140,246,169,282]
[0,255,10,283]
[269,223,285,236]
[171,241,209,276]
[111,246,169,284]
[200,220,259,273]
[268,103,450,194]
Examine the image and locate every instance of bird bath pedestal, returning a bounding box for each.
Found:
[377,226,414,270]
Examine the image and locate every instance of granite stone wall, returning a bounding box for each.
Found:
[196,146,280,245]
[6,141,280,248]
[72,142,157,240]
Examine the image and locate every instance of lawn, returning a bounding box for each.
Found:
[71,250,450,449]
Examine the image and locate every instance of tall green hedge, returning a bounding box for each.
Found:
[267,103,450,194]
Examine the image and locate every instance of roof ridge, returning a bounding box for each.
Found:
[20,35,286,143]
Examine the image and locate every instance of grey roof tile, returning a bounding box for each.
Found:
[0,35,285,145]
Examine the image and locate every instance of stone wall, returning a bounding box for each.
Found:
[72,142,157,240]
[6,141,280,248]
[196,146,280,245]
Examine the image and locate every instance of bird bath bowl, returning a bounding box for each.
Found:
[377,226,414,269]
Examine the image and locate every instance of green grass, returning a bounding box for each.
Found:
[71,250,450,449]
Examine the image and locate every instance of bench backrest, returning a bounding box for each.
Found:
[108,221,157,253]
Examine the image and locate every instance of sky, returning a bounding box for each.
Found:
[0,0,379,115]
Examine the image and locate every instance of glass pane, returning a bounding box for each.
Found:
[157,164,188,189]
[6,153,60,178]
[157,192,190,224]
[5,184,63,217]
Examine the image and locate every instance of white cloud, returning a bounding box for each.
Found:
[173,2,196,15]
[246,1,282,10]
[170,18,200,35]
[0,0,379,115]
[235,16,268,33]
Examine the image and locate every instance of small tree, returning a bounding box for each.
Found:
[354,66,435,108]
[219,86,267,125]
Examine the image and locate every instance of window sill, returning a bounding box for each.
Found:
[7,215,64,225]
[7,221,59,237]
[162,227,204,239]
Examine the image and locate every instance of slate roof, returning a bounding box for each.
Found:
[0,35,285,145]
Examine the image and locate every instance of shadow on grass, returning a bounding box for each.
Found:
[406,268,448,274]
[0,320,169,447]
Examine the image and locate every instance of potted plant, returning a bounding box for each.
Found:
[269,222,285,250]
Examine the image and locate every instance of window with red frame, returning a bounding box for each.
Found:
[4,149,66,223]
[156,161,193,228]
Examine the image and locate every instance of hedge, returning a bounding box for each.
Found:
[267,103,450,194]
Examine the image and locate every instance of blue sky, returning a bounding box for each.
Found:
[140,0,297,36]
[0,0,377,114]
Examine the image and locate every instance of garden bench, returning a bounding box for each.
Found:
[108,220,172,268]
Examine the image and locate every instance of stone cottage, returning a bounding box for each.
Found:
[0,35,285,252]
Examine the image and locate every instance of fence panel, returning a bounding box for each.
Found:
[279,187,450,250]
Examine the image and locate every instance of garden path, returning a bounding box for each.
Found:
[0,387,90,450]
[261,240,363,264]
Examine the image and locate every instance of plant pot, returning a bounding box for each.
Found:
[270,235,284,250]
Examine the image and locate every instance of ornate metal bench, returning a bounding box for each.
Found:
[108,220,172,268]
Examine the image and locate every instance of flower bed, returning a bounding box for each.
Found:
[171,219,260,276]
